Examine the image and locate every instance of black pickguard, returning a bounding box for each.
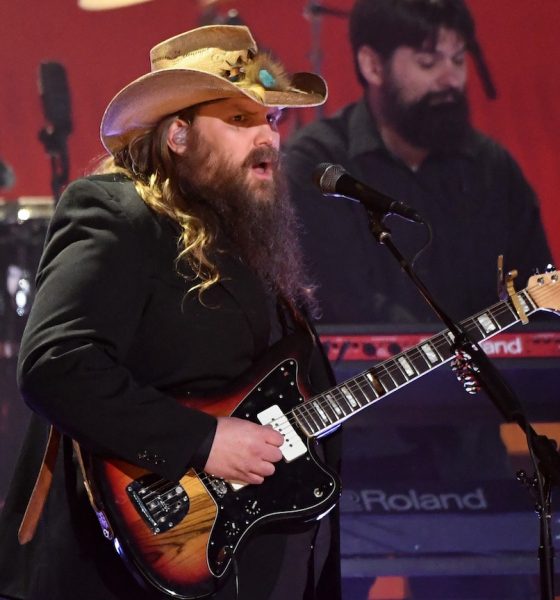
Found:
[203,358,339,577]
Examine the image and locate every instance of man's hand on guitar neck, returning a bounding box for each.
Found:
[203,416,284,485]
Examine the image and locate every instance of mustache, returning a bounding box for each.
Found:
[421,88,466,107]
[242,146,280,169]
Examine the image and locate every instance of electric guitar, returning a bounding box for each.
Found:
[78,270,560,598]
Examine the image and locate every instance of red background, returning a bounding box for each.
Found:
[1,0,559,264]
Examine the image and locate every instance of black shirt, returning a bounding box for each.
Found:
[285,100,552,325]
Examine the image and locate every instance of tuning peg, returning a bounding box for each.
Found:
[545,264,556,273]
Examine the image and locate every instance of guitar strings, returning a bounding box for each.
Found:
[138,478,180,502]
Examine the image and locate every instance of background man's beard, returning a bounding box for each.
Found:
[176,135,313,309]
[381,81,471,153]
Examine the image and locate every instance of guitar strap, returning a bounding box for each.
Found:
[17,424,61,544]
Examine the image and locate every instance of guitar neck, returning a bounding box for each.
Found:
[294,288,538,438]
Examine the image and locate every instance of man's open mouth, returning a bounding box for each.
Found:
[252,161,273,177]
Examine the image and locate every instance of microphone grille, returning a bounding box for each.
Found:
[38,62,73,134]
[313,163,346,194]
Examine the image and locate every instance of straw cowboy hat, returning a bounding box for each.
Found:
[101,24,328,153]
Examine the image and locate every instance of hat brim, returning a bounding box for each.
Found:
[101,68,327,153]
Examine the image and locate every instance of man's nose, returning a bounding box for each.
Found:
[254,123,280,149]
[437,61,465,90]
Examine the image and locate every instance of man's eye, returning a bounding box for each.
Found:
[453,54,466,66]
[231,114,246,123]
[417,56,436,69]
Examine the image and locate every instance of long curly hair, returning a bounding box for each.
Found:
[94,107,318,318]
[95,107,225,298]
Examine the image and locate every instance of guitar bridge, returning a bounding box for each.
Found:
[127,474,190,534]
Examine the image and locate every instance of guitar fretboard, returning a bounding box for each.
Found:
[293,290,536,437]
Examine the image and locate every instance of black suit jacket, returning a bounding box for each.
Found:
[0,175,340,600]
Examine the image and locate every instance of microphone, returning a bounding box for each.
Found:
[313,163,423,223]
[38,61,73,137]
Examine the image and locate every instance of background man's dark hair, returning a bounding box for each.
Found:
[349,0,476,87]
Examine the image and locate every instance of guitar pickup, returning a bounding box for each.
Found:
[257,404,307,462]
[228,405,308,492]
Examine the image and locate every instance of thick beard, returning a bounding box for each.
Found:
[175,129,314,312]
[381,78,472,154]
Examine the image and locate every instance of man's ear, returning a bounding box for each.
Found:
[356,45,385,87]
[167,118,190,155]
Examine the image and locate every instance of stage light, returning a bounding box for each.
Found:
[78,0,152,11]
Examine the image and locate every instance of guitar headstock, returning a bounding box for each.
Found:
[526,268,560,313]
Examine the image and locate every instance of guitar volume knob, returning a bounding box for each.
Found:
[223,520,240,538]
[244,499,261,515]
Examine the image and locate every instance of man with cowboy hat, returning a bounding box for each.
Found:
[0,25,341,600]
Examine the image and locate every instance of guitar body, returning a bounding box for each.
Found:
[82,335,340,599]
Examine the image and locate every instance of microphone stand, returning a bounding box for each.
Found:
[38,126,69,204]
[366,209,560,600]
[303,2,348,118]
[304,1,326,118]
